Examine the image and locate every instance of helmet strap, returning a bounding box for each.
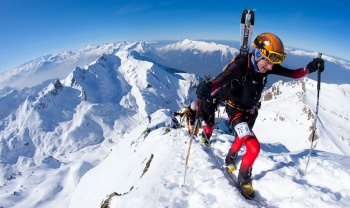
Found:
[251,52,260,72]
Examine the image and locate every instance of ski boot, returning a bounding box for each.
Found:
[238,171,254,198]
[200,133,211,147]
[225,152,237,173]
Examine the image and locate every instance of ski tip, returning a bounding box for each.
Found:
[241,9,255,25]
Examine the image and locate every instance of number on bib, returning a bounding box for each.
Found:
[234,122,254,138]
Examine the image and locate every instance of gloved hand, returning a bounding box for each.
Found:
[307,57,324,73]
[196,81,212,99]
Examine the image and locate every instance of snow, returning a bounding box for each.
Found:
[285,48,350,70]
[0,40,349,208]
[157,39,238,57]
[69,109,350,208]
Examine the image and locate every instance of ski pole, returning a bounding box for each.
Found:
[182,99,203,187]
[182,118,199,187]
[304,52,322,175]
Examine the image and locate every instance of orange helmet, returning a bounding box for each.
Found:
[253,32,286,64]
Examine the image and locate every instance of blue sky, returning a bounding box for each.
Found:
[0,0,349,73]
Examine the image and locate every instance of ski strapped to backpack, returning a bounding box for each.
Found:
[240,9,255,55]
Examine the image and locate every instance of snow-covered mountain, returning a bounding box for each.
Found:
[0,41,198,163]
[0,41,199,207]
[0,43,120,90]
[153,39,239,77]
[0,40,349,207]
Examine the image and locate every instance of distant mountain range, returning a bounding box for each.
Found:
[1,39,349,91]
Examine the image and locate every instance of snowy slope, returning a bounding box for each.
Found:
[256,78,350,156]
[0,40,349,208]
[70,108,350,208]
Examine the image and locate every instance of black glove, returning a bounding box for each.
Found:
[196,81,212,99]
[173,111,182,117]
[307,57,324,73]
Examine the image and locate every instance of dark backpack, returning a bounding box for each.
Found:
[218,54,267,107]
[218,54,249,102]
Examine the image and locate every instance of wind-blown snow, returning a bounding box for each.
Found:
[0,40,349,208]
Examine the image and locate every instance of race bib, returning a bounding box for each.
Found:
[234,122,254,138]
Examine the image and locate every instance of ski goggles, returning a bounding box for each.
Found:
[260,49,286,64]
[254,39,286,64]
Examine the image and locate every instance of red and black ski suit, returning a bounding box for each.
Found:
[210,54,308,181]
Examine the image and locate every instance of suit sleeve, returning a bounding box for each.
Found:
[210,60,246,92]
[270,64,308,78]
